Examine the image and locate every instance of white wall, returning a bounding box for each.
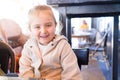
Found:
[0,0,47,36]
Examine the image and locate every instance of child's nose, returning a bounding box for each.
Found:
[41,27,47,33]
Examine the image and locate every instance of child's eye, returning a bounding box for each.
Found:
[34,26,40,29]
[46,24,51,27]
[46,23,52,27]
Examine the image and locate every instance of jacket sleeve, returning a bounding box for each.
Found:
[61,41,83,80]
[19,45,35,78]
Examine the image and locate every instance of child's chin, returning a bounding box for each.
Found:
[39,41,48,45]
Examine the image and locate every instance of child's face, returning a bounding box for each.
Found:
[30,10,56,45]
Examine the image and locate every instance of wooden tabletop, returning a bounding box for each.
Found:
[72,34,90,38]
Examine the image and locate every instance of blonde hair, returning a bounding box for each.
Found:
[28,5,57,29]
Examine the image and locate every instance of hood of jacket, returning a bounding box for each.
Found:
[24,35,68,55]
